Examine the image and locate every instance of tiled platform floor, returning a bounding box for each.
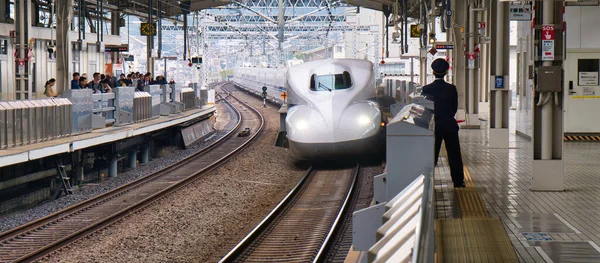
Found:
[439,113,600,263]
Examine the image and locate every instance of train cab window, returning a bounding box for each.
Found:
[310,71,353,91]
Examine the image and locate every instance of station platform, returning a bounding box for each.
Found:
[0,105,216,169]
[433,122,600,262]
[346,115,600,263]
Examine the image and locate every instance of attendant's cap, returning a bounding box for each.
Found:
[431,58,449,74]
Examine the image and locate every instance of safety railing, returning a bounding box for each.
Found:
[367,173,435,263]
[0,98,72,149]
[0,82,207,150]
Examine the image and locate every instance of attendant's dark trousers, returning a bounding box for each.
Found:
[434,124,465,186]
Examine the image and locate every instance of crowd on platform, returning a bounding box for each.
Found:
[44,72,176,98]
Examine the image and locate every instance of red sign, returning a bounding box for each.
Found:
[468,53,475,60]
[9,31,15,38]
[542,25,555,41]
[479,22,486,29]
[18,59,25,66]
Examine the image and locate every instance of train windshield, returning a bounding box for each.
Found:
[310,71,352,91]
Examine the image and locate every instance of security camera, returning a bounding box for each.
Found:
[47,45,55,53]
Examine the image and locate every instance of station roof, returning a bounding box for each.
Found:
[112,0,418,18]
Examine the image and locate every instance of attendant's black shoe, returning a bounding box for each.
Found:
[454,183,466,188]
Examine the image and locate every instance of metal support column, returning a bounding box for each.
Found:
[420,48,427,85]
[466,4,480,127]
[56,0,72,95]
[479,5,489,113]
[277,0,285,66]
[453,0,467,123]
[489,0,510,148]
[0,0,7,23]
[14,0,32,100]
[111,11,120,65]
[129,150,137,169]
[146,0,153,74]
[531,0,564,191]
[109,155,118,177]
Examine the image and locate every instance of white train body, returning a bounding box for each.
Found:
[285,59,383,160]
[233,59,384,161]
[232,67,286,101]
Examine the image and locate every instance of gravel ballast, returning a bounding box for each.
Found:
[0,103,236,234]
[38,85,307,263]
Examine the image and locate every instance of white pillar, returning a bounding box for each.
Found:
[540,0,554,160]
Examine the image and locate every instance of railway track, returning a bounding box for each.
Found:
[0,84,264,263]
[220,164,359,263]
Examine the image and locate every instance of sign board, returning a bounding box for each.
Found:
[467,52,475,69]
[509,3,532,21]
[410,25,421,38]
[578,72,599,86]
[9,31,16,38]
[495,76,505,89]
[435,44,454,49]
[541,25,555,61]
[105,45,128,52]
[583,87,596,96]
[429,47,437,56]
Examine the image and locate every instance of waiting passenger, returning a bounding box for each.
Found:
[118,79,128,87]
[100,79,113,93]
[44,78,58,97]
[78,77,88,90]
[72,72,81,89]
[88,72,102,91]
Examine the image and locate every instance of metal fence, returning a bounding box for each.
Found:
[0,82,206,150]
[0,98,72,149]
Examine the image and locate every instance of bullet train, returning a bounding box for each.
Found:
[234,59,385,161]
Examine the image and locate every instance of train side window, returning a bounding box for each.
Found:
[310,74,317,91]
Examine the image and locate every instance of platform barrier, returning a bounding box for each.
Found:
[352,99,435,263]
[367,173,435,263]
[180,88,196,111]
[91,92,116,129]
[0,98,72,149]
[133,92,153,122]
[0,82,206,151]
[113,87,134,126]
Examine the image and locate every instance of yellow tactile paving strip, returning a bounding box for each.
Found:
[436,165,519,262]
[436,219,519,263]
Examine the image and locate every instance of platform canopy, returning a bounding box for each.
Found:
[108,0,426,18]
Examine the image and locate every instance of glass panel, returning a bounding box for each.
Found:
[310,71,353,91]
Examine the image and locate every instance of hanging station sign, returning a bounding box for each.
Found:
[509,3,532,21]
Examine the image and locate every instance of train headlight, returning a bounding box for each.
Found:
[296,120,309,130]
[357,115,372,126]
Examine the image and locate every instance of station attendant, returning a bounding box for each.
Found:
[422,58,465,188]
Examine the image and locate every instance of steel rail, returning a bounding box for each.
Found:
[0,82,264,263]
[219,164,360,263]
